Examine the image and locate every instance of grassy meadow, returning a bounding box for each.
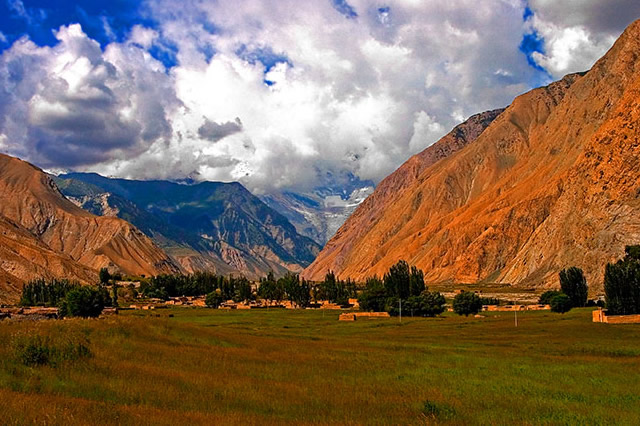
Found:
[1,308,639,425]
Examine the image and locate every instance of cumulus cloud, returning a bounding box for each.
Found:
[0,0,634,193]
[0,24,178,168]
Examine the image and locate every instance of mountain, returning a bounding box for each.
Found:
[0,154,180,303]
[55,173,322,278]
[260,173,374,245]
[304,19,640,291]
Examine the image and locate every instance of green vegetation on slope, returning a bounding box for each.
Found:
[1,308,640,424]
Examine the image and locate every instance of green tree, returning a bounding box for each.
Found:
[99,268,111,285]
[452,291,482,316]
[419,291,447,317]
[559,267,588,307]
[604,246,640,315]
[550,293,572,313]
[205,290,224,308]
[358,276,387,312]
[384,260,411,299]
[232,277,253,302]
[538,290,563,305]
[112,282,118,307]
[59,287,107,318]
[409,266,426,297]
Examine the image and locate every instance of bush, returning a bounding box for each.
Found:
[59,287,108,318]
[452,291,482,316]
[559,267,588,307]
[12,333,91,367]
[550,293,572,313]
[421,400,456,421]
[539,290,563,305]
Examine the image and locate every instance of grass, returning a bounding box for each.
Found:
[1,308,640,424]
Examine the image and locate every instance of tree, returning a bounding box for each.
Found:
[112,282,118,307]
[99,268,111,285]
[452,291,482,316]
[358,276,387,312]
[550,293,572,313]
[384,260,411,299]
[538,290,563,305]
[559,267,588,308]
[604,246,640,315]
[399,291,446,317]
[205,290,224,308]
[419,291,447,317]
[409,266,426,297]
[59,287,107,318]
[232,277,253,302]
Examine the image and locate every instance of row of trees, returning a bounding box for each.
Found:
[19,277,112,318]
[358,260,446,317]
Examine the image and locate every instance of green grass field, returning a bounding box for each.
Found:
[1,308,639,425]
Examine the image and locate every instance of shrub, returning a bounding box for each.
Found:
[421,400,456,421]
[559,267,588,307]
[550,293,572,313]
[539,290,563,305]
[59,287,108,318]
[12,333,91,367]
[453,291,482,316]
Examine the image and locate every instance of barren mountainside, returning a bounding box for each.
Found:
[304,19,640,291]
[0,154,180,303]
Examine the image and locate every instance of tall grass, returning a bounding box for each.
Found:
[0,309,639,424]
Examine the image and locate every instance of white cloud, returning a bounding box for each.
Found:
[527,0,640,78]
[0,0,634,193]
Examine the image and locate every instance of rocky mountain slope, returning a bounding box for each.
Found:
[0,154,180,303]
[55,173,322,278]
[304,19,640,291]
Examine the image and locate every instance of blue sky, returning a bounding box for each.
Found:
[0,0,636,192]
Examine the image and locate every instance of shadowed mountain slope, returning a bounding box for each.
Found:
[56,173,322,278]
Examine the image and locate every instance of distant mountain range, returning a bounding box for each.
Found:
[260,173,374,245]
[55,172,321,279]
[305,19,640,292]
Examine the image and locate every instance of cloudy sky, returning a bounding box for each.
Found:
[0,0,638,193]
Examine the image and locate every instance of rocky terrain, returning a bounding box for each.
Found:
[55,173,321,278]
[0,154,180,303]
[304,19,640,291]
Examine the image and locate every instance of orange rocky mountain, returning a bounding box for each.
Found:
[0,154,180,303]
[304,20,640,291]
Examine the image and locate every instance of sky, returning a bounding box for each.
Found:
[0,0,639,194]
